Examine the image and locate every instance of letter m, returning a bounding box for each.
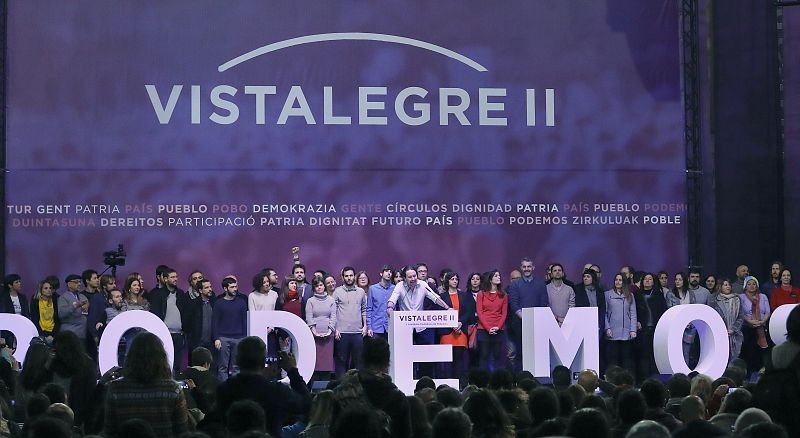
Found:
[521,307,599,378]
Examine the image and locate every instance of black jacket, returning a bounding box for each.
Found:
[185,293,218,348]
[438,290,474,337]
[0,291,30,319]
[573,284,606,330]
[148,287,192,334]
[636,287,668,328]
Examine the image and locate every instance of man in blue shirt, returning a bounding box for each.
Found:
[366,265,395,340]
[507,257,549,371]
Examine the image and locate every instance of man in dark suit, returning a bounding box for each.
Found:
[148,267,191,373]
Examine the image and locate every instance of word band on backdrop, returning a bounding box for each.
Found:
[2,305,797,394]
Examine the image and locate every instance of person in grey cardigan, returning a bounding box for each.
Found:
[709,278,744,362]
[305,277,336,375]
[57,274,88,340]
[605,273,637,371]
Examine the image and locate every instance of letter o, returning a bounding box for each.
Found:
[98,310,175,375]
[769,303,800,346]
[0,314,40,365]
[653,304,729,378]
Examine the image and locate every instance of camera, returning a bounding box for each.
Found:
[103,244,126,267]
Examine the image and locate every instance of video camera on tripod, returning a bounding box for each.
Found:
[102,244,126,276]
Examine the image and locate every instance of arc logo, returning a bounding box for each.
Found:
[145,32,555,127]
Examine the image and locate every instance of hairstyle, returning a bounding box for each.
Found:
[436,386,462,408]
[20,342,52,391]
[406,395,432,438]
[565,408,609,438]
[625,420,670,438]
[41,383,67,404]
[123,276,145,305]
[438,271,458,292]
[362,336,390,371]
[236,336,267,371]
[704,274,719,294]
[528,386,559,426]
[198,278,212,292]
[340,266,355,278]
[690,374,713,402]
[786,304,800,343]
[50,331,89,377]
[462,388,514,438]
[100,274,116,290]
[191,347,213,367]
[657,270,669,281]
[330,406,383,438]
[26,416,72,438]
[162,267,177,278]
[688,267,702,277]
[221,276,237,290]
[415,376,436,393]
[123,332,172,383]
[552,365,571,390]
[33,280,53,301]
[251,272,269,292]
[414,262,428,271]
[467,368,490,388]
[640,378,668,409]
[432,407,472,438]
[616,389,646,424]
[26,393,51,422]
[187,270,203,285]
[481,270,505,296]
[355,270,370,287]
[226,400,266,435]
[780,268,792,284]
[279,276,298,304]
[640,272,656,290]
[81,269,97,286]
[666,373,691,398]
[613,273,633,303]
[45,275,60,291]
[155,265,170,278]
[293,263,307,275]
[582,269,599,290]
[306,390,335,427]
[720,388,752,415]
[311,277,325,291]
[402,265,416,279]
[671,272,688,299]
[3,274,20,291]
[467,272,482,291]
[520,257,533,266]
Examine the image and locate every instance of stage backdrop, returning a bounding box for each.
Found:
[5,1,686,286]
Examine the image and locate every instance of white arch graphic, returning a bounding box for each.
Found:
[218,32,488,73]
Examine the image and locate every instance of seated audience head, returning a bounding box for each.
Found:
[331,406,383,438]
[307,390,335,427]
[26,416,72,438]
[566,408,609,438]
[690,374,713,402]
[227,400,266,437]
[722,366,746,387]
[415,376,436,393]
[640,378,668,409]
[666,373,691,398]
[566,384,587,407]
[362,335,390,373]
[235,336,267,372]
[577,369,599,393]
[51,331,87,374]
[733,407,772,434]
[436,386,462,407]
[41,383,67,405]
[489,369,514,390]
[679,395,706,422]
[719,388,752,415]
[625,420,670,438]
[552,365,571,391]
[518,378,537,393]
[415,387,436,404]
[467,368,490,388]
[123,332,172,383]
[462,388,514,438]
[528,386,559,426]
[617,389,647,425]
[786,304,800,343]
[190,347,213,368]
[116,418,157,438]
[558,391,576,418]
[432,407,472,438]
[46,403,74,428]
[737,422,788,438]
[579,394,609,417]
[426,400,444,423]
[26,393,52,421]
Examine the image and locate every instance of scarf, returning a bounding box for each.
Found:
[747,292,768,348]
[715,292,739,333]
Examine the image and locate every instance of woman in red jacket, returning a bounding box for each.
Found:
[770,268,800,311]
[476,270,508,371]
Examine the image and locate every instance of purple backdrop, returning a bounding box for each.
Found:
[5,1,686,288]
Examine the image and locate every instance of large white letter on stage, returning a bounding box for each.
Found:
[248,311,316,383]
[654,304,729,378]
[522,307,599,377]
[769,304,799,346]
[0,314,40,365]
[389,310,459,395]
[98,310,174,374]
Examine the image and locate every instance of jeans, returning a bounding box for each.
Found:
[335,333,363,377]
[217,336,241,381]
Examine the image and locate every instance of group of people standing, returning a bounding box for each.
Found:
[2,254,799,386]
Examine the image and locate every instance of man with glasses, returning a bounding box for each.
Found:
[58,274,89,340]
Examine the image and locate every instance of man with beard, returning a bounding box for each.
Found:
[732,265,749,295]
[187,279,218,359]
[214,277,248,381]
[186,270,205,300]
[687,268,710,305]
[547,263,575,326]
[333,267,367,376]
[149,268,191,373]
[760,261,783,299]
[82,269,105,359]
[387,266,451,378]
[507,258,549,371]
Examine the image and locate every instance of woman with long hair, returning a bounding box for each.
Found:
[770,268,800,311]
[355,271,370,292]
[665,272,698,366]
[709,278,743,362]
[633,272,667,382]
[30,280,60,343]
[604,273,637,371]
[739,276,770,375]
[705,274,720,295]
[462,388,515,438]
[438,271,469,380]
[324,275,337,295]
[306,277,336,378]
[122,276,149,311]
[14,341,52,422]
[476,270,508,371]
[301,390,335,438]
[280,277,302,317]
[48,331,97,429]
[105,332,188,438]
[463,272,482,369]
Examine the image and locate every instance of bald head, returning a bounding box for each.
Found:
[680,395,706,422]
[577,369,599,392]
[736,265,749,280]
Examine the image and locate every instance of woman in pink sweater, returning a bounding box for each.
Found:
[476,270,508,371]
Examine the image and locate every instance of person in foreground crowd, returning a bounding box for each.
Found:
[215,337,311,438]
[104,332,188,438]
